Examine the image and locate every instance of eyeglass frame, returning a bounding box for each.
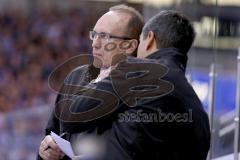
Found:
[89,30,133,41]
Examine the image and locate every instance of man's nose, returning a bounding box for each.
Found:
[91,37,101,49]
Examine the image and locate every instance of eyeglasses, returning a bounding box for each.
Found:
[89,31,132,41]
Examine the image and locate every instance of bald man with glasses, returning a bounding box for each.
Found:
[38,4,143,160]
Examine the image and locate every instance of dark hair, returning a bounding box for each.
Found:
[142,10,195,54]
[109,4,144,40]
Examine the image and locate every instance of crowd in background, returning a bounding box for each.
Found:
[0,106,49,160]
[0,7,96,159]
[0,8,91,112]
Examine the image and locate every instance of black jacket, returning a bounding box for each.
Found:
[40,48,210,160]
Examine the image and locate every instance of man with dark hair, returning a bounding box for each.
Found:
[38,4,143,160]
[138,10,195,57]
[111,10,210,159]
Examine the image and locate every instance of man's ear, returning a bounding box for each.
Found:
[124,39,138,56]
[145,31,155,51]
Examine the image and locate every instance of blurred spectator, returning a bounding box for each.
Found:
[0,8,91,112]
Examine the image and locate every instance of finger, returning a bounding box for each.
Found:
[40,139,49,151]
[40,143,49,154]
[48,148,62,157]
[39,140,60,160]
[60,152,65,159]
[45,149,61,160]
[40,136,63,160]
[39,142,48,159]
[39,149,48,160]
[45,135,59,150]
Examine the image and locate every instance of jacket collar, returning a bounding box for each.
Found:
[146,48,188,72]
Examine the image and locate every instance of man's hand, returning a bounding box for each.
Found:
[39,135,65,160]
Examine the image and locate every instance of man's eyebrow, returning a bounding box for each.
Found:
[93,30,110,34]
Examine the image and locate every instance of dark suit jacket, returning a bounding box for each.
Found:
[40,48,210,160]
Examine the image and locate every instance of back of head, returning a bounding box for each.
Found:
[109,4,144,41]
[142,10,195,55]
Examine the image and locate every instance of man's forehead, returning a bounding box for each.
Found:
[93,11,130,33]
